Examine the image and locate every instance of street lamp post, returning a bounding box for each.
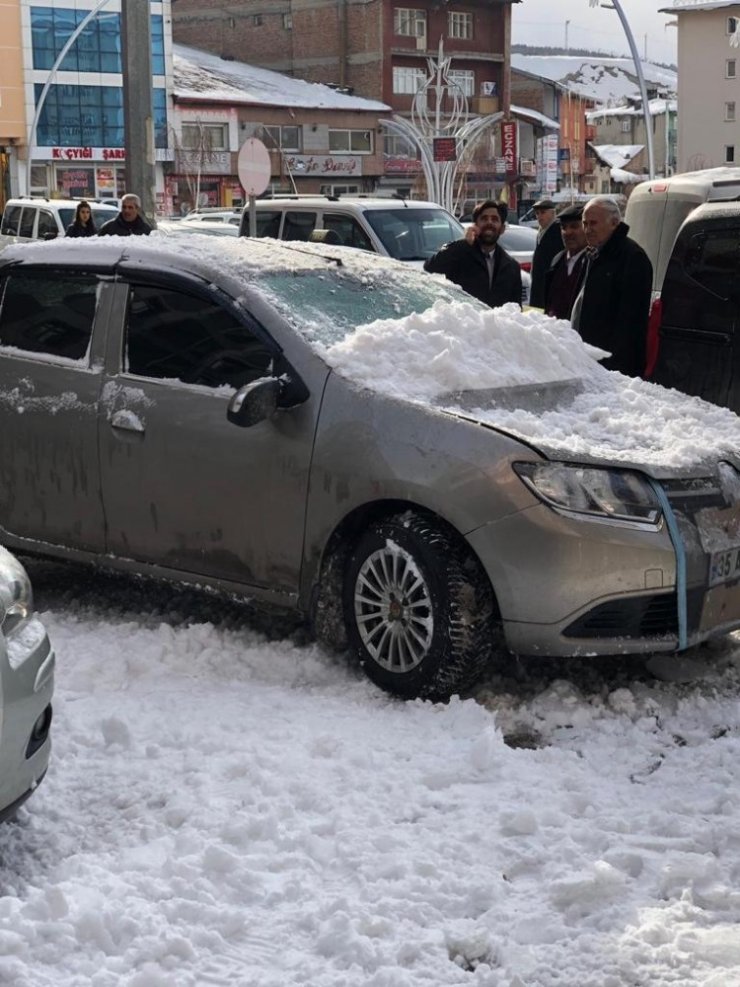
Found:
[590,0,656,179]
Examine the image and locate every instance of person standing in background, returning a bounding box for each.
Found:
[543,205,588,320]
[528,198,563,309]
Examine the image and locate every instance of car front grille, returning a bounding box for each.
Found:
[564,593,678,639]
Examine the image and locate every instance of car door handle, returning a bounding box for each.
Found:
[109,409,146,434]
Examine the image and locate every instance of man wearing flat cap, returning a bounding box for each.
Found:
[529,198,562,308]
[543,204,588,320]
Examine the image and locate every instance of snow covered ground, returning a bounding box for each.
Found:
[1,560,739,987]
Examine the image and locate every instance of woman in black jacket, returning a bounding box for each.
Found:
[65,201,97,237]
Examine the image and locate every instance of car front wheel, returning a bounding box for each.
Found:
[343,511,496,699]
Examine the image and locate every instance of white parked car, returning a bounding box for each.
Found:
[0,547,54,821]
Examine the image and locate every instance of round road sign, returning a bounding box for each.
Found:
[237,138,271,196]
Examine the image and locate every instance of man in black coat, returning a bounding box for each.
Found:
[424,200,522,308]
[572,196,653,377]
[98,194,152,236]
[543,204,588,321]
[529,198,563,309]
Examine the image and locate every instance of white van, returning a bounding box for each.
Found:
[625,167,740,296]
[239,196,464,264]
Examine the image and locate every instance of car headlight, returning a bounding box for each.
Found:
[0,547,33,635]
[513,462,662,525]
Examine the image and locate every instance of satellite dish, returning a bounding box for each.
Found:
[237,138,271,196]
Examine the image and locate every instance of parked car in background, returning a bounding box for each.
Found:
[157,220,239,238]
[0,198,118,247]
[183,209,241,226]
[1,235,740,700]
[0,546,54,821]
[239,195,463,264]
[625,168,740,392]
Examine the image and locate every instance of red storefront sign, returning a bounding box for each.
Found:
[501,122,518,176]
[432,137,458,162]
[51,147,126,161]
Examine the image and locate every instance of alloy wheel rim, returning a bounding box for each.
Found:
[354,544,434,673]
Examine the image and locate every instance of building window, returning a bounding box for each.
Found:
[621,119,631,133]
[394,8,426,37]
[182,123,229,151]
[261,125,301,152]
[447,69,475,98]
[31,9,164,75]
[392,66,426,95]
[253,14,262,26]
[728,16,738,35]
[726,145,736,163]
[726,101,737,121]
[329,129,373,154]
[35,84,167,148]
[448,12,473,40]
[283,13,292,29]
[384,134,417,157]
[727,59,737,78]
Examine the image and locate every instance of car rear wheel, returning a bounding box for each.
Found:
[343,511,496,699]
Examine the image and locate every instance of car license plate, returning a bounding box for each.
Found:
[709,546,740,586]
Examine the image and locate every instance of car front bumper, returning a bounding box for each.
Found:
[0,616,54,817]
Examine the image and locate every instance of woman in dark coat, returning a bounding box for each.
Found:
[65,201,97,237]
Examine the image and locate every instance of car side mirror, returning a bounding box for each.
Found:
[42,231,58,240]
[227,377,283,428]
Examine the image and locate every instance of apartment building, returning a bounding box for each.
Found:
[660,0,740,170]
[0,0,26,208]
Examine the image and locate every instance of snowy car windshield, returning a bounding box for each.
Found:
[257,267,480,346]
[362,208,463,261]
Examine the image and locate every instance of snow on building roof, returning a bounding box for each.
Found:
[511,54,677,106]
[587,99,678,121]
[660,1,740,11]
[511,103,560,130]
[590,144,645,169]
[173,44,391,112]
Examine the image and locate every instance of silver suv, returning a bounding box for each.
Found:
[0,197,118,244]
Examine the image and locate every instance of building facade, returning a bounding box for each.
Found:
[660,0,740,171]
[0,0,26,208]
[586,100,678,179]
[172,0,522,200]
[15,0,173,202]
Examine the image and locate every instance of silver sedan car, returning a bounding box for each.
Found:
[0,235,739,700]
[0,548,54,820]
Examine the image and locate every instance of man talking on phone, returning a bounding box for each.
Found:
[424,199,522,308]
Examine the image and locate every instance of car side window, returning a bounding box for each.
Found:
[19,208,36,239]
[663,230,740,335]
[255,210,281,237]
[37,210,58,239]
[1,205,22,236]
[124,284,275,389]
[283,211,317,241]
[323,213,374,251]
[0,272,99,361]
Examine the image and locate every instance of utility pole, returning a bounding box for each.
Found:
[565,20,570,54]
[121,0,157,223]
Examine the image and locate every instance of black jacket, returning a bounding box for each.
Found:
[423,239,522,308]
[65,222,96,238]
[529,221,563,309]
[574,222,653,377]
[98,213,152,237]
[543,248,587,320]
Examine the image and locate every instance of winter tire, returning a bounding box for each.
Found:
[343,511,496,699]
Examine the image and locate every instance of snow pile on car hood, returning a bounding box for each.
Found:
[325,300,740,471]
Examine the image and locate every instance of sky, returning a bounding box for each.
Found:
[512,0,679,67]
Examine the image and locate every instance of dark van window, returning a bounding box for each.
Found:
[37,210,58,239]
[19,209,36,239]
[324,212,374,251]
[662,230,740,335]
[255,210,281,238]
[125,284,274,388]
[0,273,98,360]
